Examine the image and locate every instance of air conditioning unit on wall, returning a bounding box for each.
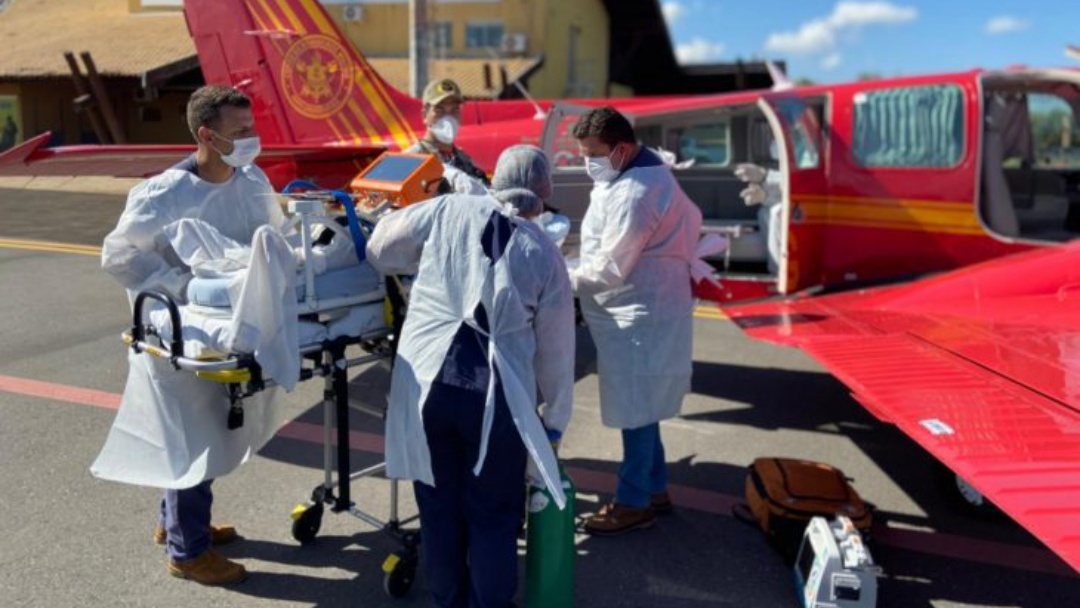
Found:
[342,5,363,23]
[502,33,527,54]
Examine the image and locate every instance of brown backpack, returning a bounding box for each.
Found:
[736,457,872,561]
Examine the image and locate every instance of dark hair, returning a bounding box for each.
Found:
[571,106,636,146]
[185,86,252,135]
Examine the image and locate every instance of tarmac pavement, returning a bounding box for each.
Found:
[0,186,1077,607]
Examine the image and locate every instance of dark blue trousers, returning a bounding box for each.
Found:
[414,380,527,608]
[159,480,214,561]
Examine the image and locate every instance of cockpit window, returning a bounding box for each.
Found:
[1027,92,1080,169]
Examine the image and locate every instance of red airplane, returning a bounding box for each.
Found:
[2,0,1078,573]
[726,241,1080,573]
[3,0,1078,306]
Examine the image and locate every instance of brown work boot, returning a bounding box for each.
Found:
[651,492,674,515]
[584,502,656,536]
[167,549,248,585]
[154,524,239,547]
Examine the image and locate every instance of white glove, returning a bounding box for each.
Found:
[740,184,767,206]
[735,163,768,184]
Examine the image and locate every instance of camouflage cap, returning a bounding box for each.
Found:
[422,78,463,107]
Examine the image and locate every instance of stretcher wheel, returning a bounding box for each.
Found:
[381,550,418,598]
[290,502,324,544]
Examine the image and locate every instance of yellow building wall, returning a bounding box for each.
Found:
[329,0,545,57]
[528,0,607,98]
[324,0,609,99]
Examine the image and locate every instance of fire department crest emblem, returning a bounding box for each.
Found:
[280,35,354,119]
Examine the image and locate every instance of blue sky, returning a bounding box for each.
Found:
[663,1,1080,82]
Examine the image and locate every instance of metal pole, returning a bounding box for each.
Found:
[409,0,429,97]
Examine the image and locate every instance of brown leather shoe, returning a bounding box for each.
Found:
[584,503,656,536]
[651,492,674,515]
[154,524,239,547]
[167,549,247,585]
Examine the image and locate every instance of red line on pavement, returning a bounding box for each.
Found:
[0,374,122,410]
[1,373,1075,578]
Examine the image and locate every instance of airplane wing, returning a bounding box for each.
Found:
[725,242,1080,573]
[0,132,384,189]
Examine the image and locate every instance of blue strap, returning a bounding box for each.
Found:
[333,190,367,263]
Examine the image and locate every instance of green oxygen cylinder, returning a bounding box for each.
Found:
[525,466,576,608]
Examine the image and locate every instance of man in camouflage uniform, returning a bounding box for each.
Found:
[406,78,490,192]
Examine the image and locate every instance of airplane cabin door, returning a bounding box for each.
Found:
[758,96,827,295]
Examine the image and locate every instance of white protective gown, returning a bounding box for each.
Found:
[366,194,575,508]
[759,170,783,274]
[92,162,291,489]
[571,148,703,429]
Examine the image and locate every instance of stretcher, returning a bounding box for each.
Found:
[121,178,423,599]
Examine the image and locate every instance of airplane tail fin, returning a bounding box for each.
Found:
[1067,45,1080,62]
[183,0,422,149]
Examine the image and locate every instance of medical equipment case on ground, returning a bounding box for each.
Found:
[741,458,872,561]
[794,515,880,608]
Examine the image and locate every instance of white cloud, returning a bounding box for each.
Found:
[829,1,918,28]
[766,18,836,55]
[985,16,1029,35]
[821,53,843,70]
[676,38,726,64]
[766,1,917,56]
[662,1,687,25]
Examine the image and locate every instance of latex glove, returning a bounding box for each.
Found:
[525,429,563,488]
[740,184,767,206]
[526,457,544,488]
[735,163,768,184]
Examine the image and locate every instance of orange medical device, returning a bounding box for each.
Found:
[348,152,444,211]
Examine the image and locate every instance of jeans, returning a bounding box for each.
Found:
[159,480,214,561]
[615,423,667,508]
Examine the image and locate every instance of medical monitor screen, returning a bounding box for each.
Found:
[362,155,425,183]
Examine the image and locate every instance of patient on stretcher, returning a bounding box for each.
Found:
[147,217,387,390]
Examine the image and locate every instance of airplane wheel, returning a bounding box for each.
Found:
[935,465,999,517]
[290,502,324,544]
[382,550,418,598]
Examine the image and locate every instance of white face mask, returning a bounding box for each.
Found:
[585,146,622,183]
[211,131,262,168]
[430,116,460,145]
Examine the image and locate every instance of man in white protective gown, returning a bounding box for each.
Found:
[366,145,574,608]
[570,107,703,536]
[95,86,289,585]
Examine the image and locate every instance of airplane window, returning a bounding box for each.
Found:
[549,114,586,169]
[853,84,964,168]
[771,98,820,170]
[1026,93,1080,169]
[676,122,730,166]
